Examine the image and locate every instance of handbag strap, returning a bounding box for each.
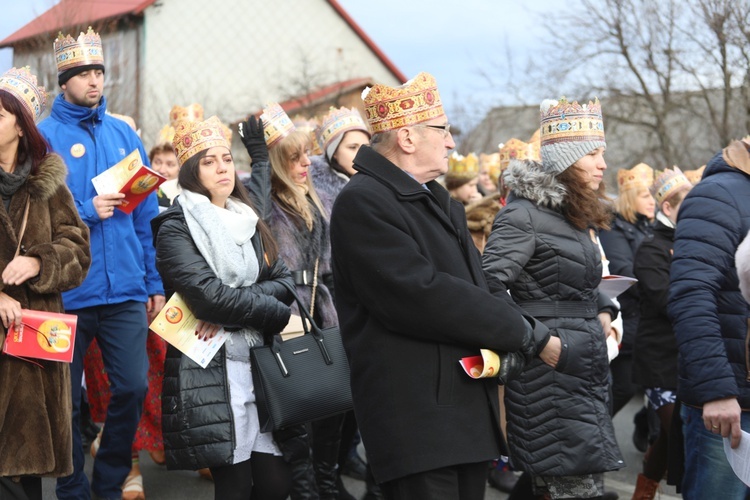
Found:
[309,257,320,319]
[14,198,30,258]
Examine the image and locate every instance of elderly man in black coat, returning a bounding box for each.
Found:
[329,72,549,500]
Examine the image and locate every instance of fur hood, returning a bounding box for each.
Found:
[503,159,567,210]
[26,153,68,202]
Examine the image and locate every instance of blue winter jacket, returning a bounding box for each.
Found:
[668,142,750,409]
[38,94,163,309]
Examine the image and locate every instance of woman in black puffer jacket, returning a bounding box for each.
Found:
[152,116,293,500]
[483,98,624,499]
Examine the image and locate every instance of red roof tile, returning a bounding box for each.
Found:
[0,0,156,47]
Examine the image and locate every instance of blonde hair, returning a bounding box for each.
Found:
[614,185,649,224]
[268,130,327,230]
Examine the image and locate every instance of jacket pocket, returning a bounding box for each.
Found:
[554,329,572,374]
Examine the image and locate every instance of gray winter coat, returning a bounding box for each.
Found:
[482,161,624,477]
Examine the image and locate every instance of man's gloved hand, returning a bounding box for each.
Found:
[517,317,537,364]
[238,115,268,163]
[497,351,525,385]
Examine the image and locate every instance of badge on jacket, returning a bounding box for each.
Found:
[70,143,85,158]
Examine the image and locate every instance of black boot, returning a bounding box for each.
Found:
[274,424,319,500]
[311,415,346,500]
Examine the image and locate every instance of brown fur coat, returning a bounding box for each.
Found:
[0,153,90,477]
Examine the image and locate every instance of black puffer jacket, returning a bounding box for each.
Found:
[482,161,624,477]
[599,213,652,354]
[151,199,293,470]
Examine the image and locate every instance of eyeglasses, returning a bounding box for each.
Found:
[416,123,452,136]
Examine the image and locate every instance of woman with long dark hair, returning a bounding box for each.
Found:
[482,98,623,499]
[0,67,90,500]
[152,116,293,500]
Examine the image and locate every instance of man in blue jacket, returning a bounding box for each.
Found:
[38,28,164,500]
[669,138,750,498]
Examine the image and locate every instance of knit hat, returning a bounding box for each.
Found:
[539,97,606,175]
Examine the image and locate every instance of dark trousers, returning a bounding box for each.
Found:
[56,301,148,500]
[381,461,487,500]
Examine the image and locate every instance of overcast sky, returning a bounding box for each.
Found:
[0,0,557,121]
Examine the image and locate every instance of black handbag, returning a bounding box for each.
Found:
[250,281,353,432]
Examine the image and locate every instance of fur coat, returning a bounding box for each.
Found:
[0,154,91,477]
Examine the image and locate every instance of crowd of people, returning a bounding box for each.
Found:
[1,25,750,500]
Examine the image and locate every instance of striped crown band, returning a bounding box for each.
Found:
[261,102,295,148]
[172,116,231,165]
[651,166,692,204]
[540,97,604,147]
[0,66,47,121]
[316,106,369,153]
[362,72,445,134]
[54,27,104,74]
[617,163,655,193]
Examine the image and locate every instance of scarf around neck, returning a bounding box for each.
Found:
[0,157,32,199]
[180,189,262,345]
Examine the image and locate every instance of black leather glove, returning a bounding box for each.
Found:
[497,351,525,385]
[518,317,537,364]
[238,115,269,163]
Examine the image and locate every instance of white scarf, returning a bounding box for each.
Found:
[180,189,262,345]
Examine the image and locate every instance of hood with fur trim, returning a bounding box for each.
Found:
[26,153,68,201]
[503,159,567,210]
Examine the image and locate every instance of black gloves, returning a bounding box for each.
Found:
[497,318,538,385]
[238,115,269,163]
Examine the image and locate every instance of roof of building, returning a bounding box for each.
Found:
[0,0,406,83]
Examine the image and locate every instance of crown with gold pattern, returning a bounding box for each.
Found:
[0,67,47,122]
[260,102,295,148]
[540,97,605,174]
[316,106,370,160]
[683,165,706,185]
[54,27,104,75]
[157,103,205,146]
[651,166,692,205]
[172,116,231,165]
[362,72,444,134]
[617,163,655,193]
[499,138,537,171]
[447,152,480,181]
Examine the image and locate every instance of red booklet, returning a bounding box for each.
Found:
[2,309,77,363]
[91,149,166,214]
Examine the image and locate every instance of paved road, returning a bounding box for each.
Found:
[41,396,681,499]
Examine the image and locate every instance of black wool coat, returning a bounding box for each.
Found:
[330,146,538,483]
[632,219,678,389]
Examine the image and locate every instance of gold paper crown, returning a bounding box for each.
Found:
[617,162,655,193]
[54,27,104,74]
[260,103,295,148]
[447,152,480,180]
[499,138,536,171]
[170,103,204,127]
[172,116,231,165]
[540,97,604,147]
[362,72,444,133]
[683,165,706,185]
[0,67,47,121]
[651,166,692,205]
[316,106,369,152]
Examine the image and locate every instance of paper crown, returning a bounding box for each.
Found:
[651,166,692,205]
[54,27,104,74]
[0,67,47,121]
[260,102,295,148]
[316,106,370,159]
[617,162,655,193]
[540,97,605,174]
[447,152,479,180]
[158,103,205,146]
[479,153,502,184]
[528,129,541,161]
[172,116,231,165]
[362,72,444,134]
[683,165,706,184]
[499,138,537,170]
